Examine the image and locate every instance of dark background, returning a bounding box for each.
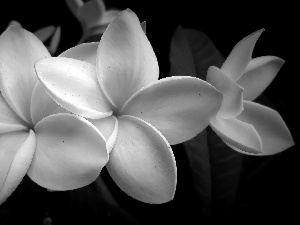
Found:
[0,1,298,224]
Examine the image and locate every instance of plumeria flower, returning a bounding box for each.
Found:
[206,29,294,155]
[35,9,223,204]
[0,26,108,205]
[9,20,61,55]
[65,0,121,43]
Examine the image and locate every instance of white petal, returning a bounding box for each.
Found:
[59,42,99,65]
[28,113,108,190]
[210,116,262,154]
[238,56,285,101]
[122,76,222,145]
[0,26,51,124]
[35,57,112,119]
[30,82,68,125]
[0,130,36,205]
[207,66,243,119]
[106,115,177,204]
[221,29,264,81]
[0,94,27,133]
[236,101,294,155]
[97,9,159,109]
[88,116,118,154]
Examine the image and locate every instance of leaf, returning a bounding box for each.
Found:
[34,26,56,42]
[170,26,223,80]
[183,130,212,216]
[170,26,244,217]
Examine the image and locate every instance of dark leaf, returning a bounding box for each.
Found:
[170,26,244,217]
[170,26,223,79]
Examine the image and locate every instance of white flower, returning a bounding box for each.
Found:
[0,26,108,205]
[207,29,294,155]
[35,9,223,203]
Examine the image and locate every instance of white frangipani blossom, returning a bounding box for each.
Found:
[206,29,294,155]
[35,9,223,204]
[0,26,108,205]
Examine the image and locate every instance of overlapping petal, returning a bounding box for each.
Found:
[59,42,99,65]
[236,101,294,155]
[89,116,118,153]
[27,113,108,191]
[237,56,285,101]
[122,76,222,145]
[0,130,36,204]
[207,66,243,119]
[0,95,27,133]
[35,57,112,119]
[96,9,159,109]
[0,26,50,124]
[210,116,262,154]
[30,82,68,125]
[106,115,176,204]
[221,29,264,81]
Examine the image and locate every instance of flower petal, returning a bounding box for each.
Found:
[106,115,177,204]
[237,56,285,101]
[27,113,108,191]
[97,9,159,109]
[0,130,36,205]
[35,57,112,119]
[0,26,51,124]
[122,76,222,145]
[88,116,118,154]
[221,29,264,81]
[207,66,243,119]
[59,42,99,65]
[0,94,27,133]
[210,116,262,154]
[236,101,294,155]
[30,82,68,125]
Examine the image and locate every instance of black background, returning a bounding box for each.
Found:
[0,1,298,224]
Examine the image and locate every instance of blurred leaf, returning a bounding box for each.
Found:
[48,26,61,55]
[34,26,56,42]
[170,26,223,79]
[141,21,146,34]
[170,26,244,217]
[183,130,212,216]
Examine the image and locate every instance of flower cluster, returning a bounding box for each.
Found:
[0,8,293,206]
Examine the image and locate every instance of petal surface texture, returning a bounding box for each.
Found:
[106,115,177,204]
[0,26,50,124]
[89,116,118,154]
[122,76,222,145]
[96,9,159,109]
[237,56,285,101]
[0,130,36,204]
[35,57,112,119]
[236,101,294,155]
[59,42,99,65]
[0,95,27,133]
[27,114,108,190]
[210,116,262,154]
[207,66,243,119]
[221,29,264,81]
[30,82,68,125]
